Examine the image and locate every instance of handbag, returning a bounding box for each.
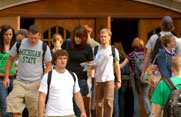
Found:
[142,55,161,87]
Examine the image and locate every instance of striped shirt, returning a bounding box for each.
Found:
[127,51,145,73]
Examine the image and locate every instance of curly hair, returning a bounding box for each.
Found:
[131,38,145,51]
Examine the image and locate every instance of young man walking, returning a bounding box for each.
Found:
[3,25,52,117]
[150,54,181,117]
[38,49,86,117]
[94,28,121,117]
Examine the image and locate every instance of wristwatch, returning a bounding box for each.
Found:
[117,80,121,83]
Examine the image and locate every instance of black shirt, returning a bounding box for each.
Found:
[62,43,93,80]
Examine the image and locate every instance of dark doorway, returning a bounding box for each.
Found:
[111,19,138,54]
[111,19,138,117]
[20,18,34,29]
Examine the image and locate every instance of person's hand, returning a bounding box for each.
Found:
[141,72,144,80]
[115,82,121,90]
[37,80,41,88]
[3,77,10,88]
[81,112,87,117]
[140,73,146,84]
[91,64,98,69]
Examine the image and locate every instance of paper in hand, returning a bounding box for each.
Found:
[80,53,103,71]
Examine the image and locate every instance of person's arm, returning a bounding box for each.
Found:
[74,92,87,117]
[44,61,52,74]
[88,61,94,79]
[141,49,152,80]
[120,58,129,68]
[38,92,47,117]
[3,55,16,88]
[115,60,121,90]
[150,103,162,117]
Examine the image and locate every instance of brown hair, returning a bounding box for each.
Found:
[52,49,69,65]
[172,54,181,72]
[70,25,88,49]
[113,41,127,58]
[0,25,16,54]
[28,25,40,34]
[131,38,145,51]
[160,34,174,47]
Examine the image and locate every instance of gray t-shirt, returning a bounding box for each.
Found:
[94,45,119,82]
[10,38,52,82]
[146,31,173,51]
[146,31,181,54]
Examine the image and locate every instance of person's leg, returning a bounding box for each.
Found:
[95,82,104,117]
[119,80,128,117]
[104,81,114,117]
[113,79,119,117]
[0,78,12,117]
[142,83,151,115]
[25,81,39,117]
[131,76,141,117]
[13,113,21,117]
[73,79,88,117]
[6,80,26,116]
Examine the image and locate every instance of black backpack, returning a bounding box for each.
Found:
[164,78,181,117]
[152,33,162,63]
[94,45,115,62]
[16,40,47,73]
[45,70,76,105]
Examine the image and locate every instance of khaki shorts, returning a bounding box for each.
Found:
[6,80,39,116]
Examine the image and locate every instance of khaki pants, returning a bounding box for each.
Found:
[95,81,114,117]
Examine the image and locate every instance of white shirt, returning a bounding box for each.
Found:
[39,69,80,116]
[94,45,119,82]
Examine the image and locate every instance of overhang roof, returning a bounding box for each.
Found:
[0,0,181,13]
[0,0,39,10]
[134,0,181,13]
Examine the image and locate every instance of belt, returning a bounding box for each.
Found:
[0,75,16,79]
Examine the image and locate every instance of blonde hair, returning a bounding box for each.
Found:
[100,28,112,37]
[131,38,145,51]
[172,54,181,72]
[160,34,174,47]
[52,34,64,45]
[113,42,127,58]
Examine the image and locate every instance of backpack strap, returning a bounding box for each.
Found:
[132,51,138,59]
[42,42,47,73]
[111,46,115,63]
[94,46,99,57]
[152,33,162,63]
[16,40,22,55]
[65,38,71,50]
[68,70,76,88]
[45,70,52,105]
[165,78,176,90]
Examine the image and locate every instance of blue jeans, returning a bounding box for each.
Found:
[131,75,151,117]
[0,78,15,117]
[113,80,128,117]
[73,79,88,117]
